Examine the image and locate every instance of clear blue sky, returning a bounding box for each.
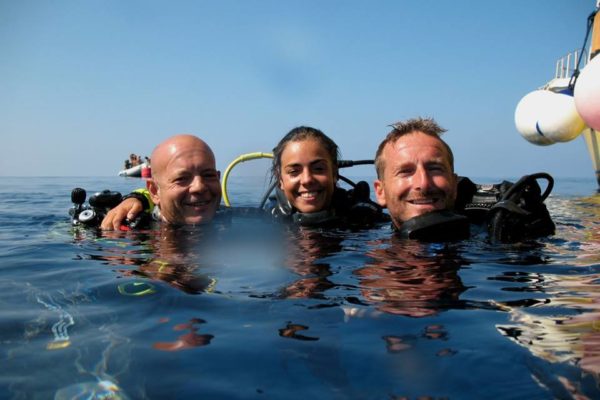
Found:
[1,0,596,180]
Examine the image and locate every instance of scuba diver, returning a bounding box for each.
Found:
[90,127,389,231]
[373,117,556,243]
[72,134,228,231]
[72,119,555,243]
[263,126,389,227]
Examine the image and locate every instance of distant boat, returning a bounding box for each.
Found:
[118,162,151,178]
[515,1,600,188]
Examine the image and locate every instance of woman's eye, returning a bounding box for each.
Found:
[312,163,328,173]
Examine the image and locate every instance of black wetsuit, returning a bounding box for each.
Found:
[394,174,556,243]
[265,184,390,229]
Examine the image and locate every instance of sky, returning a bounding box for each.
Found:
[1,0,597,182]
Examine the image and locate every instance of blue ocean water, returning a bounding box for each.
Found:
[0,176,599,399]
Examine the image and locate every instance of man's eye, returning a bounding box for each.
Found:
[428,164,446,173]
[203,172,218,180]
[174,176,191,184]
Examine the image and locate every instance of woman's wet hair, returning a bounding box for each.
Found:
[271,126,340,182]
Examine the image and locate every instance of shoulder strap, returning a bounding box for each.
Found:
[487,173,555,243]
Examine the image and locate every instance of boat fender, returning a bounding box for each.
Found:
[515,90,585,145]
[575,55,600,131]
[395,210,471,242]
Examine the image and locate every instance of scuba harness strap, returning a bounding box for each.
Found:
[454,173,555,243]
[486,173,555,243]
[269,182,387,227]
[266,159,388,227]
[394,172,556,243]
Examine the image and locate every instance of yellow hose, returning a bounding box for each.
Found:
[221,152,274,207]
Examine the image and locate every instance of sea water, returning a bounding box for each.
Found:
[0,176,599,399]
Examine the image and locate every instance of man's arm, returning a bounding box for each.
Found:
[100,189,153,230]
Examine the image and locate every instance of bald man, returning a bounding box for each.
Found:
[101,135,221,229]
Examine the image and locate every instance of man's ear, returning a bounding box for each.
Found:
[374,179,387,207]
[450,172,459,202]
[147,179,160,205]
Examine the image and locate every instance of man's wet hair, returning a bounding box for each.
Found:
[271,126,340,182]
[375,117,454,179]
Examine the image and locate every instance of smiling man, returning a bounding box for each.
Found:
[101,134,221,229]
[148,134,221,225]
[373,118,458,230]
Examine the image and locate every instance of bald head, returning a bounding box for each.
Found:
[151,134,216,180]
[147,134,221,225]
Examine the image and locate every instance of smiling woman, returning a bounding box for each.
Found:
[267,126,388,227]
[272,127,338,214]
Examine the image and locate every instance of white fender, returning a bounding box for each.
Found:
[575,55,600,131]
[515,90,585,145]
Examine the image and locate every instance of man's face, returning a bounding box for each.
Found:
[149,146,221,225]
[374,132,457,228]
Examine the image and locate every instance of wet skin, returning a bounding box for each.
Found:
[374,131,457,228]
[279,139,337,214]
[148,136,221,225]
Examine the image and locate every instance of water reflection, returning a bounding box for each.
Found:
[497,272,600,374]
[153,317,214,351]
[95,225,219,295]
[492,194,600,397]
[279,228,343,299]
[354,238,469,318]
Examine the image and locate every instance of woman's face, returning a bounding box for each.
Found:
[279,138,337,213]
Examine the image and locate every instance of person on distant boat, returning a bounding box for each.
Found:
[373,117,556,242]
[101,134,222,229]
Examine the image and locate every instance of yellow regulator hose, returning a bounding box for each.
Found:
[221,152,273,207]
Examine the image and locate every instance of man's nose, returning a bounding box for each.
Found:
[189,176,207,192]
[413,166,433,191]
